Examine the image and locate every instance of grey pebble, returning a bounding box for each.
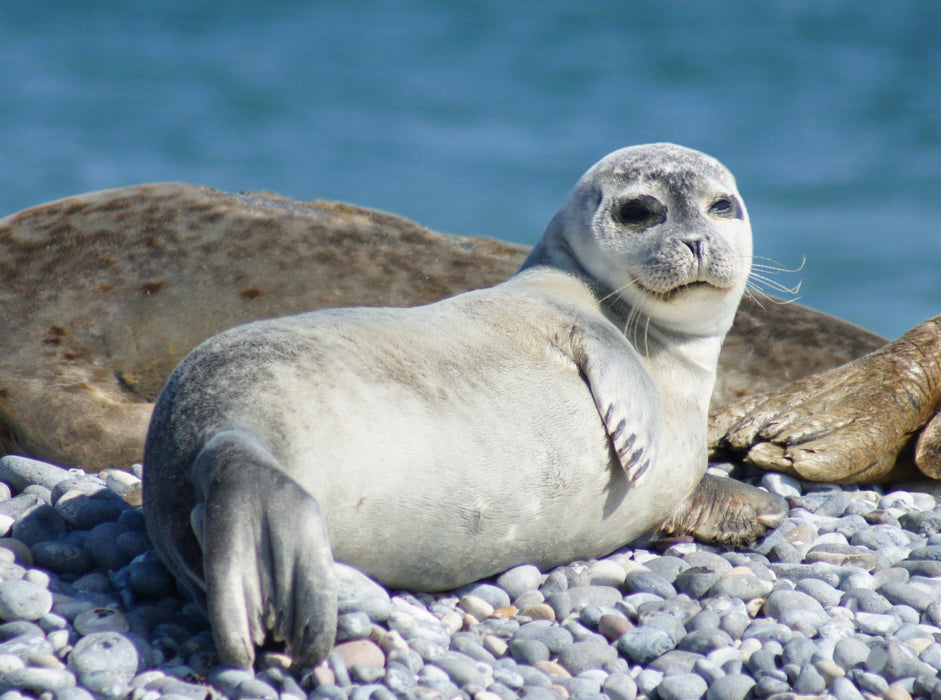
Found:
[705,674,754,700]
[126,556,176,598]
[12,502,67,546]
[514,620,573,653]
[336,611,373,642]
[634,668,664,696]
[879,580,935,610]
[616,624,676,663]
[556,639,617,674]
[82,522,132,569]
[496,564,543,600]
[674,568,721,598]
[0,579,53,621]
[761,589,829,633]
[603,672,637,700]
[624,569,676,598]
[67,631,142,684]
[0,456,71,492]
[0,667,77,694]
[508,638,549,665]
[657,672,707,700]
[456,582,510,609]
[335,563,391,622]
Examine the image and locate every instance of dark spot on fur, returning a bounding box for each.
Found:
[138,281,166,295]
[0,388,9,400]
[43,326,67,345]
[239,287,263,300]
[95,284,114,294]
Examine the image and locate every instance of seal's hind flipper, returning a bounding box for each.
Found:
[194,430,337,670]
[660,474,787,546]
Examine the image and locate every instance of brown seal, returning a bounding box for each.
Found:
[1,184,938,482]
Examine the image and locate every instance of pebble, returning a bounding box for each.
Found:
[0,456,939,697]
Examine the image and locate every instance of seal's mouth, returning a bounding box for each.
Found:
[635,279,725,302]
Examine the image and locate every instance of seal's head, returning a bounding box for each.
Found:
[529,143,752,337]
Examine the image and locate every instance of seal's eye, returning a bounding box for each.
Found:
[616,197,663,226]
[709,197,737,218]
[619,203,649,222]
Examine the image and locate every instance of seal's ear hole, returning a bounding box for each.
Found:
[614,195,665,227]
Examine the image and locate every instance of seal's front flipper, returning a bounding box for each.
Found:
[562,324,662,485]
[192,430,337,670]
[660,474,787,546]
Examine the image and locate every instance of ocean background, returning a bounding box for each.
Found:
[3,1,939,339]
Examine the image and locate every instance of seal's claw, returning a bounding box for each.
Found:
[660,474,787,546]
[198,431,337,670]
[710,315,941,484]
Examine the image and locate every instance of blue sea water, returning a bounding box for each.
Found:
[2,1,939,338]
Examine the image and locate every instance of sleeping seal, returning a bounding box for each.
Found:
[142,143,786,669]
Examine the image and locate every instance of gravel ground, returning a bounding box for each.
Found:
[1,453,941,700]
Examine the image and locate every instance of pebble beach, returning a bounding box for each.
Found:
[1,454,941,700]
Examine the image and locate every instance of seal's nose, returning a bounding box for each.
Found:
[682,236,706,262]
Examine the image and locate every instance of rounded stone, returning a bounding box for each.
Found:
[0,456,72,492]
[83,522,133,570]
[762,590,828,632]
[588,559,627,587]
[11,504,67,546]
[0,579,53,621]
[624,569,676,599]
[603,672,638,700]
[67,631,142,683]
[0,666,77,695]
[705,674,755,700]
[657,672,708,700]
[456,583,511,610]
[508,638,550,665]
[556,640,617,675]
[126,558,177,599]
[335,564,392,623]
[617,625,676,664]
[332,639,386,669]
[434,650,493,689]
[336,612,373,642]
[707,571,772,600]
[514,620,574,654]
[496,565,543,600]
[459,594,494,621]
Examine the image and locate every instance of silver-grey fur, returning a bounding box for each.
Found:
[142,143,759,669]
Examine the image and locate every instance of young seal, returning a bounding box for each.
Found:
[141,143,788,669]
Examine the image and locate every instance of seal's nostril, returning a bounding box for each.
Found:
[683,238,705,260]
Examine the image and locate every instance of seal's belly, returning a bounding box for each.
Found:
[272,361,685,590]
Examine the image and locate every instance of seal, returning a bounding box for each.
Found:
[142,143,788,669]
